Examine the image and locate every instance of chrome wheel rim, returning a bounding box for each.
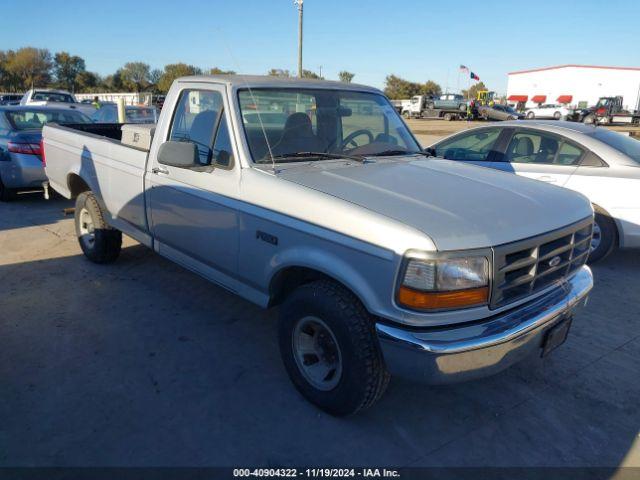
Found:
[292,316,342,391]
[78,207,96,247]
[591,221,602,252]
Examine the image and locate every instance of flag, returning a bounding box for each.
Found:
[459,65,469,72]
[470,72,480,81]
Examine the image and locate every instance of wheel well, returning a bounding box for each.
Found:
[268,266,361,308]
[67,174,90,199]
[592,203,620,247]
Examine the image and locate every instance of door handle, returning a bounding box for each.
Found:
[152,166,169,175]
[537,175,557,183]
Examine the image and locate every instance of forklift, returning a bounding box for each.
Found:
[582,96,640,125]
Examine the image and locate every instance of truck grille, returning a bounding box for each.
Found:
[491,217,593,309]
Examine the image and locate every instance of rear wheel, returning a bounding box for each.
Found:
[402,110,411,119]
[74,191,122,263]
[0,176,13,202]
[588,208,617,263]
[527,111,535,119]
[278,280,390,416]
[443,112,453,121]
[553,111,562,120]
[583,114,596,124]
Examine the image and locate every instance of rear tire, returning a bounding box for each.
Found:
[587,208,617,263]
[527,111,535,119]
[278,280,390,416]
[553,111,561,120]
[583,114,595,124]
[443,113,452,121]
[74,191,122,263]
[0,176,13,202]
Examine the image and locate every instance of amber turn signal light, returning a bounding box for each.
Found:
[397,285,489,310]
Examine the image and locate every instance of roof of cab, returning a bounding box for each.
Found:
[174,74,383,94]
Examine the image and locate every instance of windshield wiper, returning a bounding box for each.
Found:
[366,149,426,157]
[268,152,365,163]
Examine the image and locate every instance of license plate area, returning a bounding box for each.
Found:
[541,316,572,357]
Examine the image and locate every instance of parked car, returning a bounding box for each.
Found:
[0,106,91,200]
[91,104,159,124]
[20,88,97,116]
[525,104,572,120]
[478,104,525,121]
[43,75,593,415]
[429,120,640,262]
[0,94,23,106]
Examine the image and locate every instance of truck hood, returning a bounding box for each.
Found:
[277,158,592,251]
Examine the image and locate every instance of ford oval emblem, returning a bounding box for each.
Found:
[548,256,562,267]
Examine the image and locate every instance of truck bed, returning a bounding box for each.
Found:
[43,123,150,236]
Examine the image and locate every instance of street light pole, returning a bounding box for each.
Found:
[295,0,303,78]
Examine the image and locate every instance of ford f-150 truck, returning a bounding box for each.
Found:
[43,75,594,416]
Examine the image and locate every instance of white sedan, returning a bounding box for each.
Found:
[525,104,572,120]
[430,121,640,262]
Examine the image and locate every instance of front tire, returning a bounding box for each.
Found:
[74,191,122,263]
[553,111,561,120]
[278,280,390,416]
[527,111,535,119]
[588,208,617,263]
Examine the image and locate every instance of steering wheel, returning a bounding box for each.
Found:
[340,129,374,150]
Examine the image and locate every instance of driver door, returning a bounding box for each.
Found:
[146,85,241,282]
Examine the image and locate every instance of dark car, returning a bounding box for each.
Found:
[0,94,23,106]
[91,104,159,124]
[0,106,91,200]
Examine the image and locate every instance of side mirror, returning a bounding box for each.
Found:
[158,141,200,168]
[424,146,436,157]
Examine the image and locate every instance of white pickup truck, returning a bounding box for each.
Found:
[43,75,594,415]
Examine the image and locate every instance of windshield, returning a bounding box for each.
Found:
[589,129,640,164]
[6,109,91,130]
[238,88,421,163]
[31,91,75,103]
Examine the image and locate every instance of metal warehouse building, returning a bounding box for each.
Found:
[506,65,640,111]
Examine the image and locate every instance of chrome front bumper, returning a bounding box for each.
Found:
[376,266,593,384]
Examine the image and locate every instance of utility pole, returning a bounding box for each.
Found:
[319,65,322,79]
[295,0,304,78]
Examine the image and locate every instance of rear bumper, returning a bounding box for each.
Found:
[0,153,46,188]
[376,266,593,384]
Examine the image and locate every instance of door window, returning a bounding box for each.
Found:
[505,131,584,165]
[169,90,228,167]
[434,128,501,161]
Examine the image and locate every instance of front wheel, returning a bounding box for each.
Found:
[278,280,390,416]
[74,191,122,263]
[553,111,562,120]
[527,111,535,119]
[587,209,617,263]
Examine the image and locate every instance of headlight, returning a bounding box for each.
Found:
[398,256,489,311]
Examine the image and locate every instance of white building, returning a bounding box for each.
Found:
[506,65,640,110]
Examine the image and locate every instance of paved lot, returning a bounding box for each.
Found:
[1,195,639,469]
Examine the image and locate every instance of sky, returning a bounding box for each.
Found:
[2,0,639,94]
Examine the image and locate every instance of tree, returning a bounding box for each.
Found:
[210,67,236,75]
[149,68,163,88]
[267,68,291,77]
[421,80,442,97]
[5,47,52,89]
[383,74,422,99]
[302,69,322,79]
[119,62,151,92]
[338,71,355,83]
[53,52,86,91]
[462,81,488,100]
[102,71,126,92]
[75,71,101,92]
[157,63,201,93]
